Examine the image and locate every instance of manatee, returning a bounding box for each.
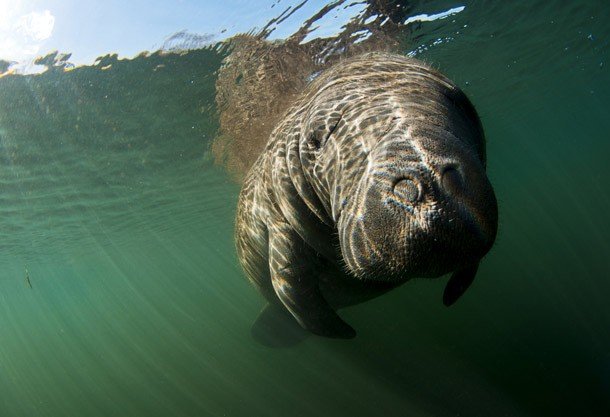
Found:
[235,52,498,340]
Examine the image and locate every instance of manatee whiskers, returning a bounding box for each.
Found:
[235,52,498,339]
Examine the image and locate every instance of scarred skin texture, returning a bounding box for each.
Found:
[235,52,498,338]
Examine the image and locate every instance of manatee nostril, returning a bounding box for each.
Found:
[441,166,463,195]
[393,178,421,204]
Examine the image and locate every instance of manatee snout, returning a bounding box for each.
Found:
[439,162,498,257]
[339,133,497,282]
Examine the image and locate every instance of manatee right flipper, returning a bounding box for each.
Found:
[267,221,356,339]
[443,263,479,306]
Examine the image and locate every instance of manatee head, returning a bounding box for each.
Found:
[296,53,497,302]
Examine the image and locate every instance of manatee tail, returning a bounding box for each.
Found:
[251,303,309,348]
[443,263,479,306]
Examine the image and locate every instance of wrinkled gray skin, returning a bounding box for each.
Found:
[235,53,498,339]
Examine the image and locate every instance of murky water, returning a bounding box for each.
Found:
[0,1,608,416]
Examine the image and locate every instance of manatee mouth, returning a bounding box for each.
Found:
[338,213,486,305]
[337,190,495,284]
[337,211,434,281]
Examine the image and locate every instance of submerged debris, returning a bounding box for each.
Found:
[25,268,33,289]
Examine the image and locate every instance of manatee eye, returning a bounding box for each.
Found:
[307,131,323,150]
[306,115,342,152]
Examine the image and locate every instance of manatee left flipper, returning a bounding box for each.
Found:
[443,263,479,306]
[267,221,356,339]
[251,303,309,347]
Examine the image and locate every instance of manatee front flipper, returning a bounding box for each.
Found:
[443,263,479,306]
[251,303,309,348]
[268,221,356,339]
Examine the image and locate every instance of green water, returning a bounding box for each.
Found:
[0,2,609,416]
